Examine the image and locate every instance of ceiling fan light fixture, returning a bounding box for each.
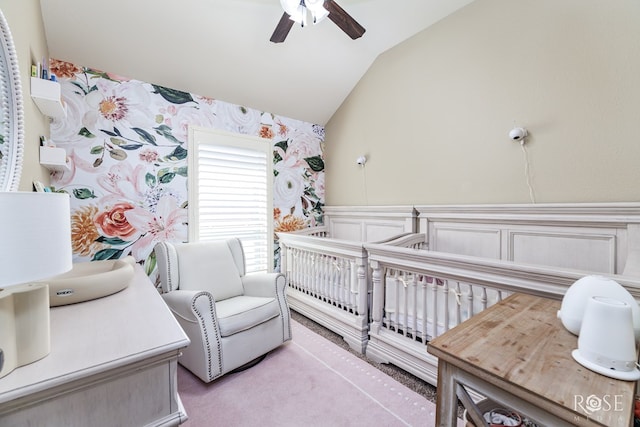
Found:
[280,0,300,15]
[305,0,329,24]
[271,0,365,43]
[311,7,329,24]
[281,0,307,26]
[295,4,308,26]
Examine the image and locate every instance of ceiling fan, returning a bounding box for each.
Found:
[270,0,366,43]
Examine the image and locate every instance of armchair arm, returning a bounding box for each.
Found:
[162,290,218,325]
[242,272,291,343]
[242,272,286,298]
[162,289,224,382]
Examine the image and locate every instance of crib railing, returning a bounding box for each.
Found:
[364,242,640,386]
[286,239,369,317]
[277,230,427,353]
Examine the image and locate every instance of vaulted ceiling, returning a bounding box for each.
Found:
[40,0,474,125]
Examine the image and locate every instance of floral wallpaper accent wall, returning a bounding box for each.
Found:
[49,60,325,279]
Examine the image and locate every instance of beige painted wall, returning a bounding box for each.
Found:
[325,0,640,205]
[0,0,52,191]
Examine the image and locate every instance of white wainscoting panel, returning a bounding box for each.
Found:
[323,206,417,242]
[416,203,640,275]
[508,229,617,273]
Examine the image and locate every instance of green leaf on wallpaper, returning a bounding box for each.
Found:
[90,145,104,155]
[151,85,195,105]
[73,188,96,199]
[146,172,157,187]
[145,253,156,276]
[174,166,188,177]
[165,145,187,161]
[93,248,124,261]
[100,128,117,137]
[79,127,96,138]
[70,81,87,95]
[93,158,103,167]
[96,236,128,245]
[158,168,176,184]
[133,127,158,145]
[154,125,181,145]
[110,148,127,161]
[110,137,126,146]
[274,140,288,152]
[305,156,325,172]
[48,187,69,195]
[119,143,143,150]
[86,69,121,83]
[155,115,164,124]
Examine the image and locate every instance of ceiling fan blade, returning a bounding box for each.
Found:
[325,0,366,40]
[270,12,295,43]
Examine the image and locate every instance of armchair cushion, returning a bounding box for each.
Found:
[175,240,244,301]
[216,296,280,337]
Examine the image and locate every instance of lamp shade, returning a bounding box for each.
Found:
[572,296,640,381]
[0,192,72,286]
[0,191,72,377]
[557,275,640,341]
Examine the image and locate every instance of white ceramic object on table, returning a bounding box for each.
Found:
[38,256,136,306]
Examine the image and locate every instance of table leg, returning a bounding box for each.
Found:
[435,360,459,427]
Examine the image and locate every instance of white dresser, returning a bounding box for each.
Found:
[0,265,190,426]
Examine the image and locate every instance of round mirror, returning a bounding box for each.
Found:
[0,9,24,192]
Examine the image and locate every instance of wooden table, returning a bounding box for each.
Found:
[0,265,190,426]
[427,293,636,427]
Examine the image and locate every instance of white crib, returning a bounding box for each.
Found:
[277,206,421,353]
[279,203,640,386]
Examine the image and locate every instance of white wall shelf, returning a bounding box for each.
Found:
[40,146,70,172]
[30,77,66,118]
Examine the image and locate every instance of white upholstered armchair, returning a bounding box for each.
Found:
[154,238,291,382]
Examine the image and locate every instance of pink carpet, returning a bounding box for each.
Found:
[177,320,464,426]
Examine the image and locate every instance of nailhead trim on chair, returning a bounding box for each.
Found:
[156,241,178,293]
[192,291,223,381]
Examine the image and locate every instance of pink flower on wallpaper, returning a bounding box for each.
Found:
[124,195,188,260]
[273,132,323,172]
[94,202,139,239]
[213,103,262,135]
[97,162,148,200]
[84,80,154,129]
[165,104,216,143]
[139,148,159,163]
[276,121,289,137]
[313,172,325,200]
[50,81,92,145]
[259,125,274,140]
[287,131,324,161]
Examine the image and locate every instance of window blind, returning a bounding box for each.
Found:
[189,128,273,273]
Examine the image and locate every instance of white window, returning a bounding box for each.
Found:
[188,126,273,273]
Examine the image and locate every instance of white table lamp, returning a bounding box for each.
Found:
[557,275,640,341]
[572,296,640,381]
[0,192,72,378]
